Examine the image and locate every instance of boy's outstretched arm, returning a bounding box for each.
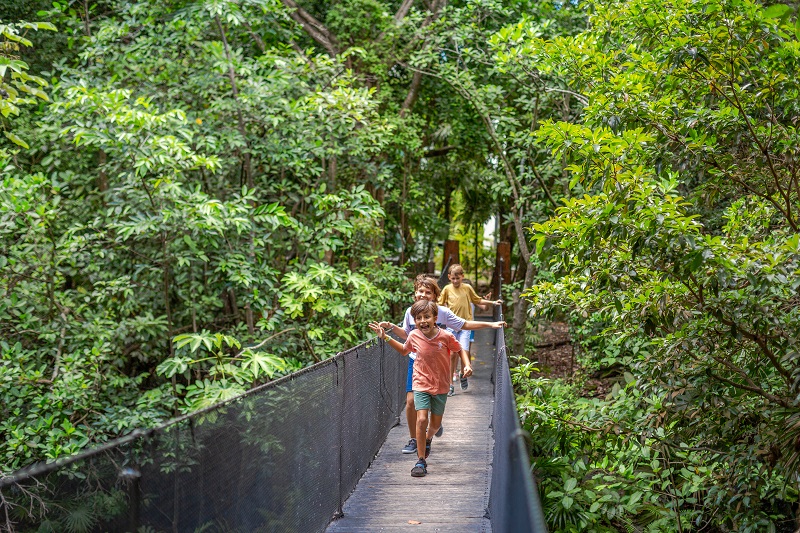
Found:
[457,350,473,378]
[369,322,411,354]
[376,321,408,340]
[461,319,507,330]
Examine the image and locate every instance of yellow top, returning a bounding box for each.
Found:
[439,283,482,320]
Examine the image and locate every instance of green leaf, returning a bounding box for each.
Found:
[4,131,29,149]
[763,4,791,19]
[562,495,574,509]
[156,357,191,378]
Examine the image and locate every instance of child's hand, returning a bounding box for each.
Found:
[494,299,503,305]
[368,322,387,339]
[461,365,473,378]
[491,321,507,329]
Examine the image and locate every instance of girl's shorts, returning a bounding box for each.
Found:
[454,329,471,352]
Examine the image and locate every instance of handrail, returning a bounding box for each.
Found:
[489,261,549,532]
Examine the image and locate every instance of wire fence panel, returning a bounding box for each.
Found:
[1,340,405,533]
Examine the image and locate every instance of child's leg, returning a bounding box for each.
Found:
[415,408,430,459]
[427,412,444,440]
[405,392,416,438]
[457,330,472,389]
[423,393,448,458]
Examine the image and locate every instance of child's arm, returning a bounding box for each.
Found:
[473,288,502,308]
[461,319,507,330]
[457,350,473,378]
[376,321,408,340]
[369,322,411,355]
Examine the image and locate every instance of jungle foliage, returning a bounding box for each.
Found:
[1,0,799,530]
[517,0,800,530]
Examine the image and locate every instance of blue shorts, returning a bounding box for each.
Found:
[406,358,414,393]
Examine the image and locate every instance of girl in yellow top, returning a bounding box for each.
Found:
[438,264,502,394]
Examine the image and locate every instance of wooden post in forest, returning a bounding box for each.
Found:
[493,241,511,299]
[439,240,460,288]
[442,239,460,273]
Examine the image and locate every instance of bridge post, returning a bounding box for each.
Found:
[439,240,460,288]
[493,241,511,300]
[442,239,460,273]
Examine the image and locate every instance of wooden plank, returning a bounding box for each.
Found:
[326,327,497,533]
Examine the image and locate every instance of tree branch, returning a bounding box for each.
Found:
[394,0,416,22]
[400,71,424,118]
[280,0,339,57]
[706,364,789,408]
[423,145,457,158]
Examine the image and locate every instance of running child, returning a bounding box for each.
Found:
[369,300,461,477]
[375,274,506,455]
[438,264,502,394]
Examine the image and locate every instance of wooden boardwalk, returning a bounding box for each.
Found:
[326,327,496,532]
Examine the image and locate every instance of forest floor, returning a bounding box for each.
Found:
[526,321,613,399]
[470,294,614,397]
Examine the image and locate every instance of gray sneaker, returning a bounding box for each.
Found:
[401,438,417,454]
[460,373,469,391]
[448,385,455,397]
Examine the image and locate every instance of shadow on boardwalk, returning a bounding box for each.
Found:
[326,326,496,532]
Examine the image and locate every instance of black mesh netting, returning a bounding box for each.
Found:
[489,310,549,533]
[0,339,405,533]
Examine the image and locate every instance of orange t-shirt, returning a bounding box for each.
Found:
[403,328,462,395]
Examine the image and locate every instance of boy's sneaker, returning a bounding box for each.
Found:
[411,458,427,477]
[425,438,432,458]
[401,438,417,454]
[435,425,443,437]
[460,372,469,391]
[448,385,455,397]
[452,372,458,382]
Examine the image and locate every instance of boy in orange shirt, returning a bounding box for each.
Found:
[438,264,502,394]
[370,300,462,477]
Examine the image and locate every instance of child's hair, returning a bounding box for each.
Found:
[448,264,464,276]
[414,274,441,300]
[410,299,438,319]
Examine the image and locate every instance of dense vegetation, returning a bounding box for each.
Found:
[1,0,799,530]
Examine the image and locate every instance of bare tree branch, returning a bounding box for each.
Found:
[280,0,339,56]
[394,0,416,21]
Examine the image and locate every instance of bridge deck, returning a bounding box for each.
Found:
[326,326,496,532]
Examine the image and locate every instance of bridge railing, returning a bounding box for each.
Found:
[2,269,548,533]
[1,340,406,532]
[490,267,549,532]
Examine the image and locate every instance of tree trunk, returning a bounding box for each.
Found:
[511,265,535,358]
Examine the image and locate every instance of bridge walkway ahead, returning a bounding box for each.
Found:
[326,325,496,532]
